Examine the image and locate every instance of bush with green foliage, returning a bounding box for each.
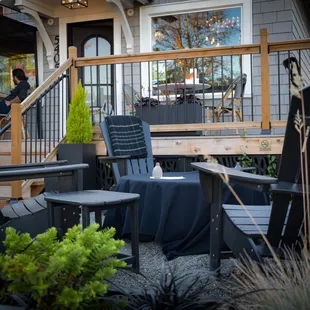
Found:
[0,224,126,309]
[66,81,93,144]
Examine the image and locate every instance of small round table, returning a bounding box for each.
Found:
[103,171,269,260]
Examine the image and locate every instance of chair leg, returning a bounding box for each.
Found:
[129,201,140,272]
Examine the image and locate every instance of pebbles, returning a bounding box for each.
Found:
[111,241,238,299]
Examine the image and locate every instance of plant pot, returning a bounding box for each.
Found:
[58,143,97,190]
[135,104,204,136]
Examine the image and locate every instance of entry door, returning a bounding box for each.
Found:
[68,19,114,115]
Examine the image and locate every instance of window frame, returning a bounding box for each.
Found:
[139,0,252,98]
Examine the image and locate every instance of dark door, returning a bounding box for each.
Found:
[67,19,114,117]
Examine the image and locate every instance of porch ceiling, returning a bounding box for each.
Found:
[0,15,36,56]
[0,0,152,13]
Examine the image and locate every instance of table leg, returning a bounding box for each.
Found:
[209,177,224,274]
[129,202,139,272]
[47,201,55,228]
[81,206,90,229]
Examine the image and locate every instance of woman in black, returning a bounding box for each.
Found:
[0,69,30,114]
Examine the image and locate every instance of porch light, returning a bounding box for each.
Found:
[61,0,88,9]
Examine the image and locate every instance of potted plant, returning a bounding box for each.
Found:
[58,81,96,190]
[0,224,126,309]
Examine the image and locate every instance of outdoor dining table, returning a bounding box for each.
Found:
[103,171,269,260]
[154,82,211,97]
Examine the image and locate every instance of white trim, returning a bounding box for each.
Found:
[19,6,55,69]
[59,12,123,125]
[106,0,134,53]
[139,0,252,97]
[36,32,44,86]
[14,0,55,18]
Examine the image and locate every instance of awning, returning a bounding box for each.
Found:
[0,14,36,56]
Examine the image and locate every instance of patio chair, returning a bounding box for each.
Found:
[0,111,28,140]
[205,74,247,124]
[100,115,154,184]
[192,85,310,273]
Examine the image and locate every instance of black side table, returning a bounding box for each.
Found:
[44,190,140,271]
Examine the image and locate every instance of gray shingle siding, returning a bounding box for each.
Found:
[15,0,309,134]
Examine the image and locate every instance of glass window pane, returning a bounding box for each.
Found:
[98,38,111,56]
[151,7,242,86]
[84,37,97,57]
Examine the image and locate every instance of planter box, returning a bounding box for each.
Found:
[135,104,204,125]
[135,104,204,136]
[58,144,97,190]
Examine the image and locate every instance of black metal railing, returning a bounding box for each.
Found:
[22,73,69,164]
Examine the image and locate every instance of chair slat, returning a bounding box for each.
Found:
[11,202,32,217]
[138,158,148,174]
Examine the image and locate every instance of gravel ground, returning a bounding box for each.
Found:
[111,240,239,300]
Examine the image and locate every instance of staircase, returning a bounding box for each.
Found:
[0,56,74,204]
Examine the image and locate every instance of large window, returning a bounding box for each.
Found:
[140,0,252,96]
[152,8,241,87]
[0,54,36,95]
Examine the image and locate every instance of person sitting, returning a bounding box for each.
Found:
[0,69,30,115]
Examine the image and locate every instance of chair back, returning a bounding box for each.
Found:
[100,116,154,184]
[124,85,142,107]
[267,85,310,248]
[218,74,247,110]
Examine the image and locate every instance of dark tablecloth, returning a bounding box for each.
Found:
[103,171,269,260]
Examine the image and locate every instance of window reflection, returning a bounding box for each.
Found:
[151,7,242,89]
[83,36,112,107]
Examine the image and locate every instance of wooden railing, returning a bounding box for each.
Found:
[8,29,310,198]
[9,55,74,198]
[70,28,310,133]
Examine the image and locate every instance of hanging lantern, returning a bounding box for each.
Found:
[61,0,88,9]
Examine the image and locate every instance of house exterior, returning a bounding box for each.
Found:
[0,0,309,132]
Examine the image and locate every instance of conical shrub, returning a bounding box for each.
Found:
[66,81,93,144]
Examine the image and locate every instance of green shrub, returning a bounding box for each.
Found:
[0,224,126,309]
[66,81,93,144]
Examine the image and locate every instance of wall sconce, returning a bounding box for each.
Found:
[61,0,88,9]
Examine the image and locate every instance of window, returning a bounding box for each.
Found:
[83,36,113,107]
[0,54,36,95]
[140,0,252,96]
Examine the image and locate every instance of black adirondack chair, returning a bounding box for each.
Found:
[192,85,310,273]
[100,116,154,184]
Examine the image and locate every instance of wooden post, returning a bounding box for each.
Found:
[11,104,22,199]
[260,28,271,133]
[68,46,78,100]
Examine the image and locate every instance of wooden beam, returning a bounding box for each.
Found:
[270,120,286,128]
[68,46,78,100]
[260,28,271,133]
[75,44,260,67]
[94,135,284,156]
[269,39,310,52]
[92,121,262,137]
[11,104,22,199]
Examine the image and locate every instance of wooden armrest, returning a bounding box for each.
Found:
[0,160,68,171]
[97,155,131,162]
[240,166,257,172]
[0,164,89,182]
[270,181,307,195]
[192,162,277,186]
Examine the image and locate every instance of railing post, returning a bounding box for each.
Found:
[11,104,22,199]
[68,46,78,100]
[260,28,271,134]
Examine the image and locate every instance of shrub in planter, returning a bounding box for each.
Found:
[0,224,126,309]
[58,81,97,190]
